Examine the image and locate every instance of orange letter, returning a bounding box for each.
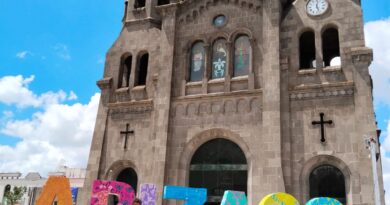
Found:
[36,176,73,205]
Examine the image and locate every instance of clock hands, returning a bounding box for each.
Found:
[307,0,328,16]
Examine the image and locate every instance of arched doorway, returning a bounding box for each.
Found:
[2,185,11,205]
[109,168,138,205]
[309,165,346,204]
[189,138,248,205]
[116,168,138,193]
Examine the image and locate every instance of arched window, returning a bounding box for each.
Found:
[3,184,10,196]
[109,168,138,205]
[2,185,11,205]
[118,54,133,88]
[310,165,346,204]
[190,42,205,82]
[134,0,145,9]
[234,35,251,77]
[157,0,170,5]
[136,53,148,86]
[212,39,228,79]
[322,28,341,67]
[299,31,316,69]
[189,138,248,205]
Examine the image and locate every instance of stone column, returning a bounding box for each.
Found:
[151,4,177,205]
[256,0,285,203]
[351,47,385,205]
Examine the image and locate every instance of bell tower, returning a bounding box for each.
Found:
[123,0,171,28]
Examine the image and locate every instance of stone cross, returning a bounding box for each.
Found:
[312,113,333,143]
[120,124,134,149]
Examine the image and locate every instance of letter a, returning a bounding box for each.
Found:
[36,176,73,205]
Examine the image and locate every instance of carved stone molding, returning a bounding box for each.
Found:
[290,83,354,101]
[175,89,262,102]
[109,100,153,120]
[97,77,113,90]
[177,0,261,25]
[173,96,261,118]
[349,47,373,65]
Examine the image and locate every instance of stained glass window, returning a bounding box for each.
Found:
[234,36,251,76]
[190,42,205,82]
[212,39,228,79]
[189,138,247,205]
[310,165,346,204]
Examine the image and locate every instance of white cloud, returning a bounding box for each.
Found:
[0,75,69,108]
[365,18,390,105]
[54,43,71,60]
[381,122,390,204]
[0,95,99,175]
[0,75,100,175]
[68,91,78,100]
[365,17,390,204]
[16,51,32,59]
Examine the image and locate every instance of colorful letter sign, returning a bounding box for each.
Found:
[306,197,342,205]
[90,180,135,205]
[259,193,300,205]
[163,186,207,205]
[36,176,73,205]
[140,183,157,205]
[221,191,248,205]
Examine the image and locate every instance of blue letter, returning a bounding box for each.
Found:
[163,186,207,205]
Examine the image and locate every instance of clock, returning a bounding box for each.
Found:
[306,0,329,16]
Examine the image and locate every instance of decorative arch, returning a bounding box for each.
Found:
[177,0,261,24]
[320,23,340,35]
[178,128,252,185]
[297,27,316,39]
[209,32,230,44]
[105,161,139,205]
[190,138,247,204]
[228,28,254,42]
[300,155,351,203]
[3,184,10,197]
[105,160,139,183]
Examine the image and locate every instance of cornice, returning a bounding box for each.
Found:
[290,82,355,101]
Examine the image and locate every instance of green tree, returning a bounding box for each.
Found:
[4,186,27,205]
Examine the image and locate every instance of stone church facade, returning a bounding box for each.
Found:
[79,0,385,204]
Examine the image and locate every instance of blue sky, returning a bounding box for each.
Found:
[0,0,388,145]
[0,0,389,201]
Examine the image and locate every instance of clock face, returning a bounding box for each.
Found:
[306,0,329,16]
